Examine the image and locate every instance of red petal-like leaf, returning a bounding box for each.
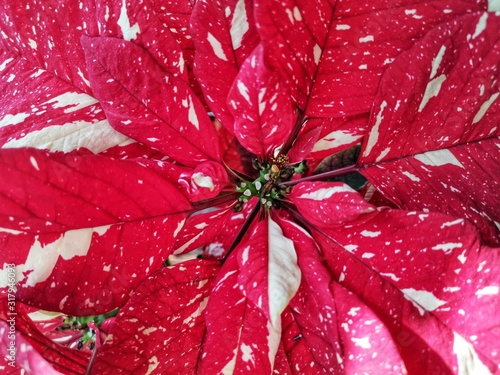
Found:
[359,12,500,245]
[255,0,485,113]
[278,218,343,374]
[228,45,296,158]
[305,188,500,372]
[91,260,220,374]
[289,181,376,227]
[0,148,190,314]
[148,0,204,99]
[0,0,99,95]
[191,0,259,132]
[173,206,234,255]
[236,217,301,326]
[329,283,407,374]
[200,253,280,374]
[94,0,188,80]
[82,36,220,167]
[0,148,190,232]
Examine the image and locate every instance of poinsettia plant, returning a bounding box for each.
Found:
[0,0,499,373]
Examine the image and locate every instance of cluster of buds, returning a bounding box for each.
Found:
[234,155,307,211]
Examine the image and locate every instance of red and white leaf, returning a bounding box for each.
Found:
[277,218,344,374]
[304,188,500,372]
[92,260,220,374]
[236,216,301,326]
[358,12,500,245]
[148,0,204,98]
[173,206,234,255]
[304,115,368,164]
[191,0,259,132]
[289,181,376,227]
[0,148,190,232]
[82,36,220,167]
[0,213,186,315]
[200,253,280,374]
[94,0,188,80]
[255,0,485,114]
[0,0,98,95]
[330,283,407,374]
[0,1,131,155]
[0,148,191,314]
[228,45,296,158]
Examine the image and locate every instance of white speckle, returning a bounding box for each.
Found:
[380,272,401,282]
[173,218,185,238]
[418,74,446,112]
[28,39,37,49]
[144,356,159,375]
[358,64,367,70]
[402,171,420,182]
[147,137,159,142]
[430,46,446,80]
[351,337,371,349]
[347,307,360,316]
[30,156,40,171]
[312,130,363,152]
[241,246,250,265]
[230,0,249,49]
[453,332,492,375]
[44,92,98,114]
[241,343,255,364]
[401,288,447,312]
[336,24,350,30]
[187,96,200,130]
[472,13,488,39]
[237,81,251,103]
[313,44,321,65]
[415,149,464,168]
[362,252,375,259]
[0,57,14,71]
[363,100,387,157]
[207,32,227,61]
[360,230,381,238]
[359,35,374,43]
[344,245,357,252]
[117,0,140,41]
[293,6,302,21]
[0,227,23,235]
[298,185,354,201]
[472,93,499,124]
[443,286,461,292]
[475,286,499,297]
[103,264,111,272]
[142,327,157,336]
[3,119,130,153]
[431,242,462,253]
[405,9,416,15]
[0,112,31,128]
[440,219,464,228]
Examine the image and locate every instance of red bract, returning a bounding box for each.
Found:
[0,0,499,374]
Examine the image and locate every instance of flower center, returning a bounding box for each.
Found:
[234,155,307,211]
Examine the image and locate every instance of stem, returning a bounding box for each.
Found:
[279,164,359,187]
[222,201,261,262]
